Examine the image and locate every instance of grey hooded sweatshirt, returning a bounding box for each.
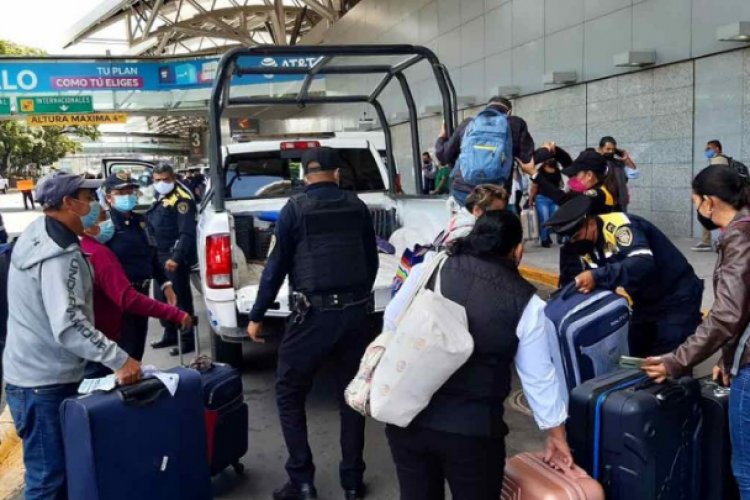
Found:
[3,216,128,387]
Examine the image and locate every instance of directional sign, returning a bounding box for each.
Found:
[27,113,127,127]
[17,96,93,114]
[0,98,9,115]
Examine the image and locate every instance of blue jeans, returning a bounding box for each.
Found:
[5,382,79,500]
[535,195,558,242]
[731,366,750,500]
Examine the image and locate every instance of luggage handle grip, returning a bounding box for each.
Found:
[116,378,167,407]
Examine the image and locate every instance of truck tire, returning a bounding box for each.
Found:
[211,332,243,368]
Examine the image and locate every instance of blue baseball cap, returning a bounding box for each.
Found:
[35,172,102,208]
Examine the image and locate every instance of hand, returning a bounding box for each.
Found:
[164,285,177,306]
[518,157,536,176]
[115,357,142,386]
[179,313,193,330]
[543,425,573,469]
[641,357,668,383]
[542,141,556,152]
[439,122,448,139]
[620,149,630,161]
[247,321,265,344]
[164,259,179,272]
[713,365,731,387]
[574,270,596,293]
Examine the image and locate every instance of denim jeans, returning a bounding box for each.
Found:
[535,195,558,243]
[5,382,79,500]
[731,366,750,500]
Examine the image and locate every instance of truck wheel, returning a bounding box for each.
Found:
[211,332,243,368]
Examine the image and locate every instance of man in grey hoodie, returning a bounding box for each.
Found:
[3,171,141,500]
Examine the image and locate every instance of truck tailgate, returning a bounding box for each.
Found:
[235,253,402,317]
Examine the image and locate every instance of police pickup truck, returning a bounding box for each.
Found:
[198,45,459,364]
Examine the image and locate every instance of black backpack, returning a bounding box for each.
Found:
[728,157,750,181]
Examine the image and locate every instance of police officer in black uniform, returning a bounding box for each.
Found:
[147,162,197,356]
[247,147,378,500]
[544,196,704,357]
[102,171,177,360]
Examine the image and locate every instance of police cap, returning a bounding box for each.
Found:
[543,195,593,236]
[301,147,341,174]
[562,149,608,178]
[104,171,139,191]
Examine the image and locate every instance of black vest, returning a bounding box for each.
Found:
[289,191,369,295]
[411,253,535,438]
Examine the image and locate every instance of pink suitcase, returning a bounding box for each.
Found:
[501,452,604,500]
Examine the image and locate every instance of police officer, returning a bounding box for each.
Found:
[147,162,197,356]
[247,147,378,500]
[544,196,704,357]
[103,171,177,360]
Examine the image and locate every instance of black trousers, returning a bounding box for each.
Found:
[386,425,506,500]
[119,282,151,361]
[154,255,194,337]
[22,190,35,210]
[630,277,704,357]
[276,304,372,490]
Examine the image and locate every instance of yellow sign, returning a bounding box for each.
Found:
[16,179,34,191]
[27,113,128,127]
[19,99,34,113]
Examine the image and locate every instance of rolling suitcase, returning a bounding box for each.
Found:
[501,452,604,500]
[521,208,539,242]
[567,369,702,500]
[61,367,212,500]
[545,284,630,391]
[699,377,739,500]
[196,359,249,475]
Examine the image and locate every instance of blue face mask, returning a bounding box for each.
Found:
[705,149,717,160]
[80,201,100,230]
[94,218,115,244]
[112,194,138,212]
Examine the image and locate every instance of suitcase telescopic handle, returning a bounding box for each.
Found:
[116,378,167,407]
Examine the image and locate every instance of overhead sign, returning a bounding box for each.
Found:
[188,128,205,161]
[17,96,93,114]
[0,55,323,93]
[0,98,9,114]
[27,113,128,127]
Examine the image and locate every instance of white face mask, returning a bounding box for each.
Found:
[153,181,174,195]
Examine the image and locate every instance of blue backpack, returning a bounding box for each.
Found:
[457,108,513,185]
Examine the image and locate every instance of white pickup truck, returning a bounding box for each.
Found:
[197,135,450,363]
[198,44,459,364]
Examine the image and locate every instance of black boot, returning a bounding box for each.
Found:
[344,484,366,500]
[273,482,317,500]
[150,330,177,349]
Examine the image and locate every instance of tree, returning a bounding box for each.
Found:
[0,40,100,176]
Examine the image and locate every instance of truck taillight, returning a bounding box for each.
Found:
[280,140,320,150]
[206,234,233,289]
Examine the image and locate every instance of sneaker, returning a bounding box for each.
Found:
[273,482,318,500]
[344,484,367,500]
[691,242,713,252]
[541,239,552,248]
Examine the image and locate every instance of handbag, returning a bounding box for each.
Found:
[345,253,453,417]
[369,252,474,427]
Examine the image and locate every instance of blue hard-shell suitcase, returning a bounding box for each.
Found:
[61,367,212,500]
[567,369,702,500]
[545,284,630,391]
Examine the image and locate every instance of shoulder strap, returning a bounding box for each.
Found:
[394,252,448,326]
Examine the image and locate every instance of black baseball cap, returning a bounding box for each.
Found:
[301,147,341,174]
[543,196,593,236]
[35,172,102,208]
[104,171,139,191]
[562,149,608,178]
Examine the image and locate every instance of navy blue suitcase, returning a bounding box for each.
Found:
[545,284,630,391]
[567,369,702,500]
[61,367,212,500]
[699,378,740,500]
[198,361,248,475]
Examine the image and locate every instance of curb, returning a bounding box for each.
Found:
[519,264,559,289]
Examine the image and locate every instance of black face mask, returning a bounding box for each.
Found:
[568,239,596,256]
[696,199,721,231]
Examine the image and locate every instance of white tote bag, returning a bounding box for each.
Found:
[369,253,474,427]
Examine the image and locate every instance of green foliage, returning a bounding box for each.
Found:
[0,40,100,176]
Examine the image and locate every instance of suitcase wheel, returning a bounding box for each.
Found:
[233,462,245,475]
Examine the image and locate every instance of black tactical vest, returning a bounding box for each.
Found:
[411,253,535,438]
[289,191,369,295]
